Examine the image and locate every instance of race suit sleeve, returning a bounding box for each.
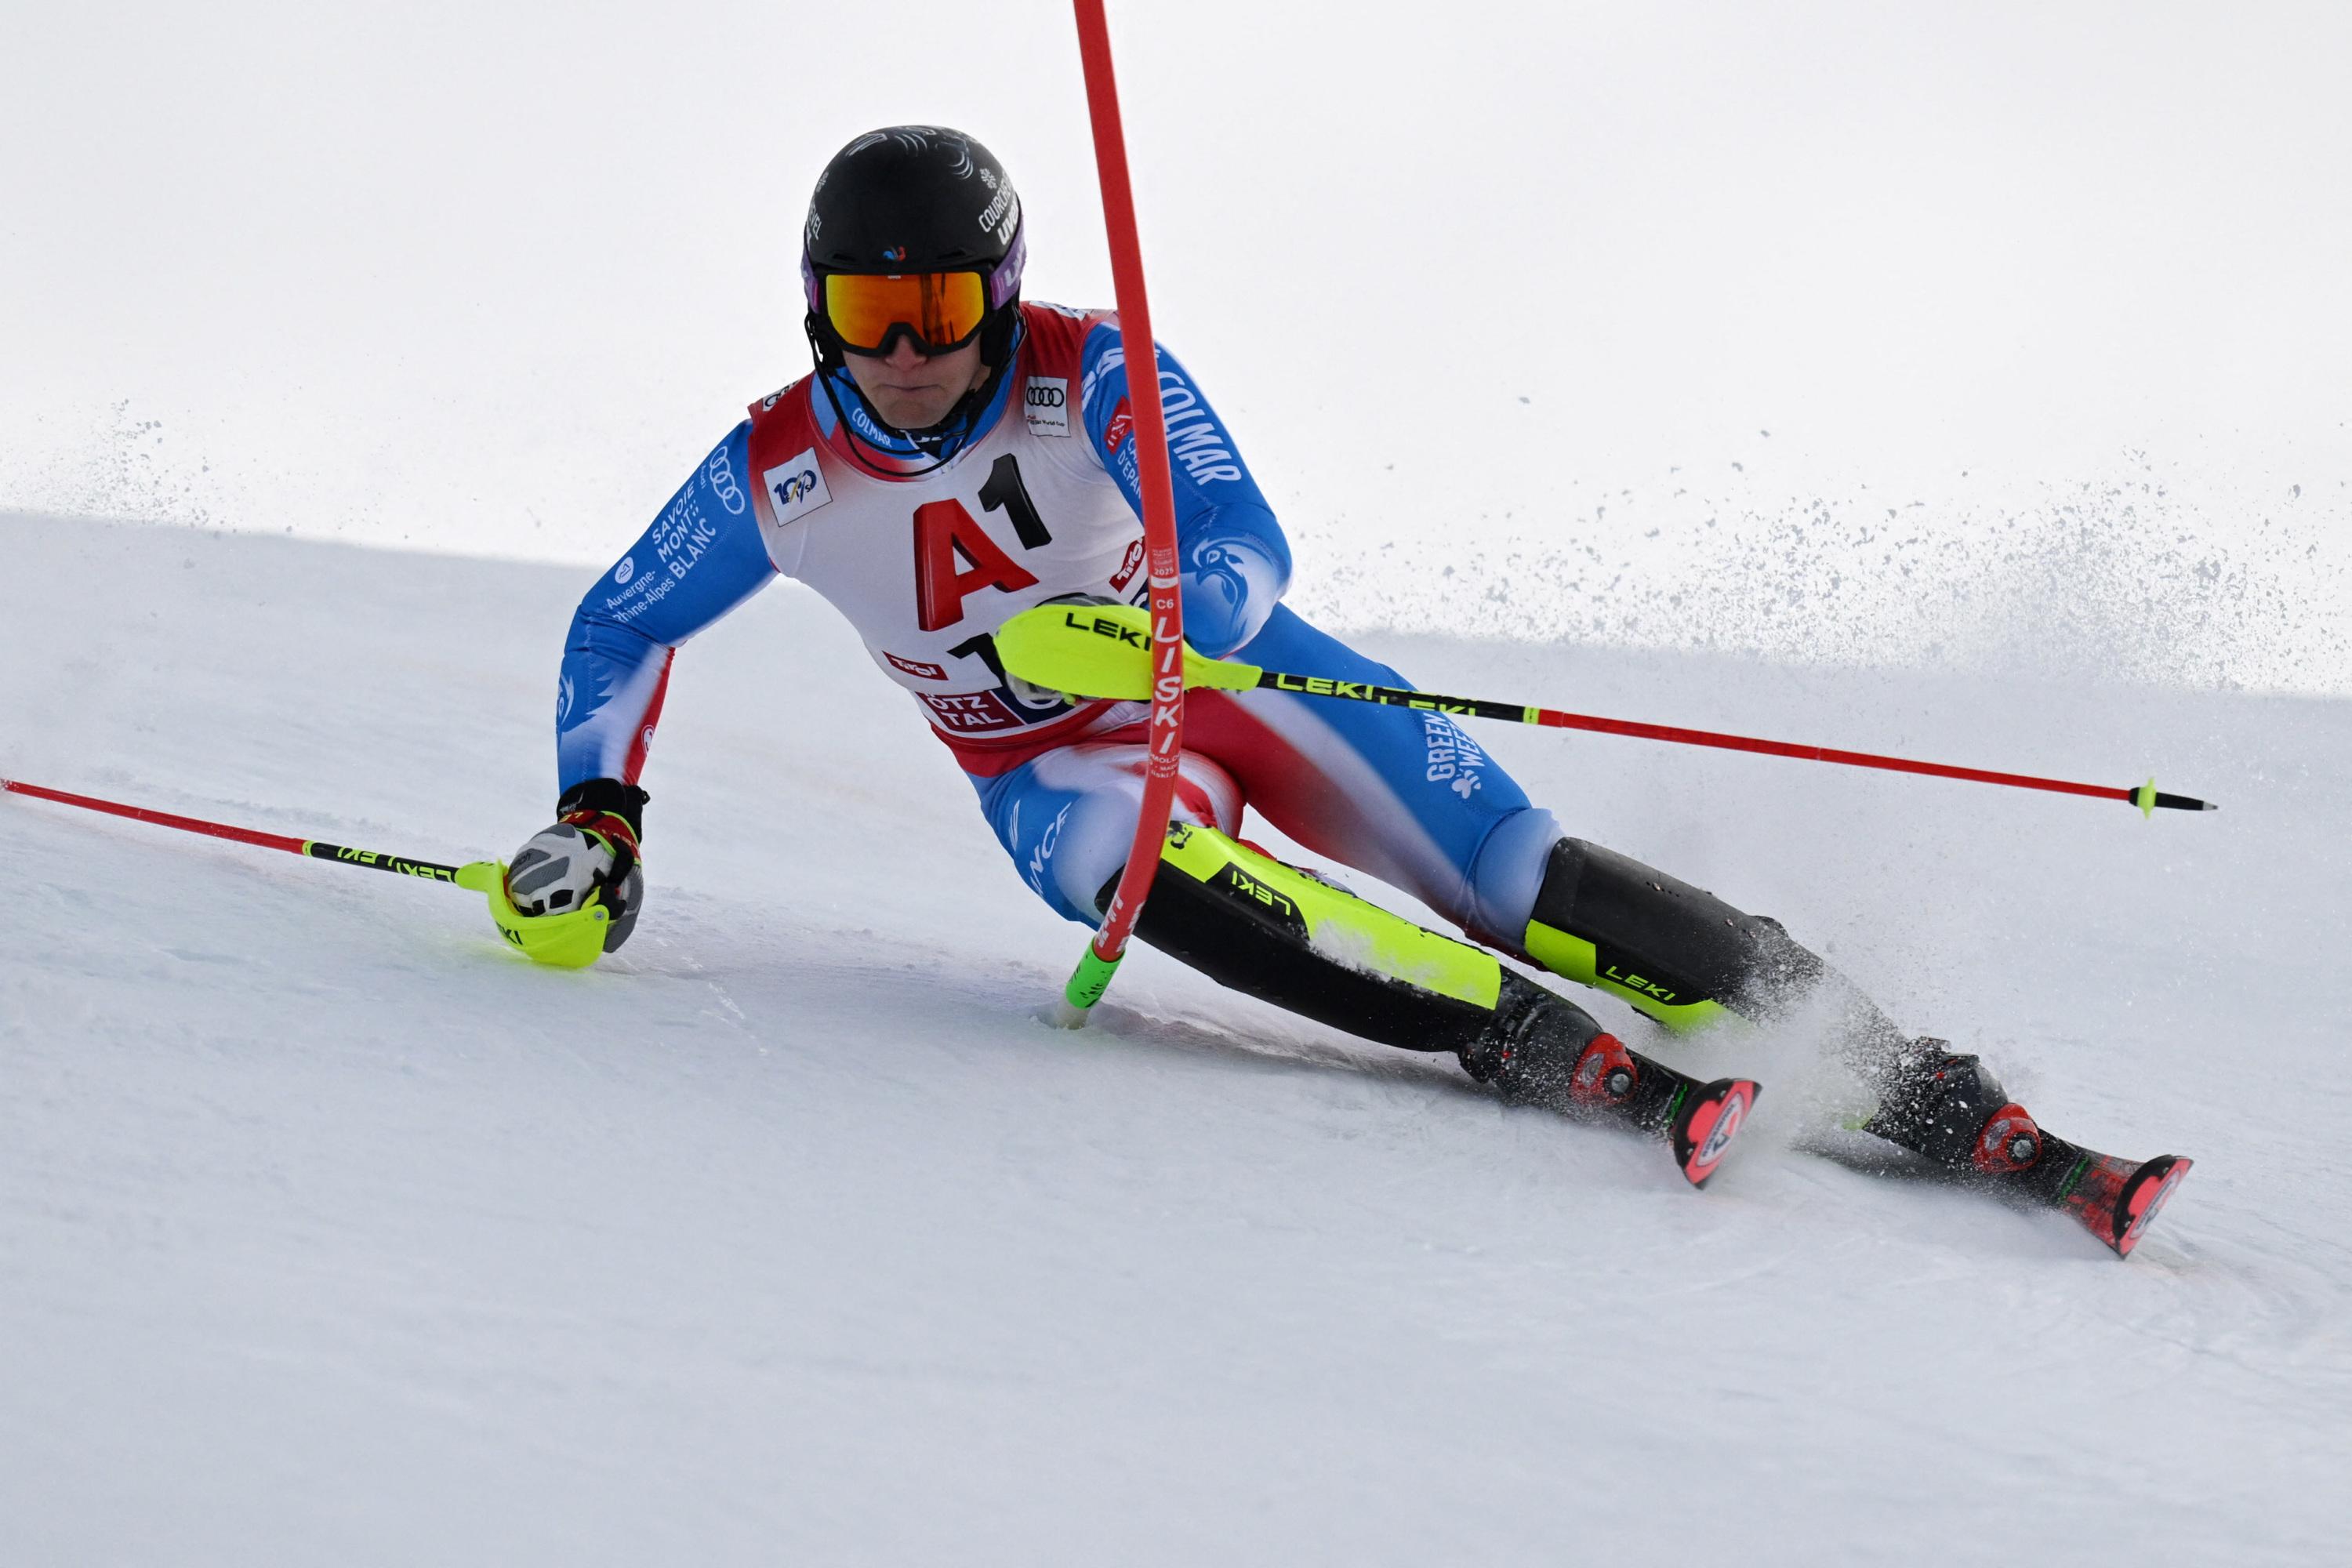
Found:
[556,421,776,793]
[1076,325,1292,659]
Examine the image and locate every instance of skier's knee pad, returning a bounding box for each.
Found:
[1522,838,1823,1033]
[1107,822,1512,1055]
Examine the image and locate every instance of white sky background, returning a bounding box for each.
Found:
[4,1,2347,690]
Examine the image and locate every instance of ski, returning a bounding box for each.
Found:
[1806,1126,2194,1258]
[1668,1076,1761,1189]
[2018,1140,2194,1258]
[1619,1051,1759,1189]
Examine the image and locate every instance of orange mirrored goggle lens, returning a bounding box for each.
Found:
[822,270,989,354]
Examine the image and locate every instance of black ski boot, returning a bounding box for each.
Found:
[1463,974,1760,1188]
[1866,1042,2192,1257]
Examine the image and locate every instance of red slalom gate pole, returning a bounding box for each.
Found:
[1054,0,1186,1026]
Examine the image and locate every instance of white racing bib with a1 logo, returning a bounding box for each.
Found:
[745,303,1148,774]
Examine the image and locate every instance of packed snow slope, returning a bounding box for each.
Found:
[3,512,2347,1566]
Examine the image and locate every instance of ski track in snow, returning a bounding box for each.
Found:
[2,514,2347,1565]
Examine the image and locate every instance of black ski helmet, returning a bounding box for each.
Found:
[801,125,1027,376]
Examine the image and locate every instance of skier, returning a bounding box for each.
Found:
[501,125,2187,1252]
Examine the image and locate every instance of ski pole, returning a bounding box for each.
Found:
[4,777,483,879]
[2,777,610,966]
[993,605,2220,817]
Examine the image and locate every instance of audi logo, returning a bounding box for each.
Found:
[1026,385,1065,408]
[705,452,746,514]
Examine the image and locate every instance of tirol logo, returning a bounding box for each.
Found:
[1103,399,1134,452]
[1695,1090,1748,1166]
[1025,377,1069,437]
[1109,535,1146,593]
[764,448,833,525]
[884,651,950,681]
[704,449,746,514]
[614,557,636,585]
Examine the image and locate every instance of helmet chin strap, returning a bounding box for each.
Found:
[803,309,1022,479]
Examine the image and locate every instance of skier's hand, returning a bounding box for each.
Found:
[505,780,648,954]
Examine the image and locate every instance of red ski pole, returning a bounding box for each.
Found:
[994,604,2223,816]
[4,777,615,966]
[2,777,480,880]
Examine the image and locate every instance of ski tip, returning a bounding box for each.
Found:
[2109,1154,2193,1258]
[1673,1077,1760,1189]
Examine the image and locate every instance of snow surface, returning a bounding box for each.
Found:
[5,511,2347,1564]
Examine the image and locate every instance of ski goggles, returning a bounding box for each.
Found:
[804,223,1025,357]
[815,270,991,356]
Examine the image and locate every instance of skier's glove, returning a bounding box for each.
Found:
[505,779,648,954]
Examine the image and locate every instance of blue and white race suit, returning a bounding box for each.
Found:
[556,301,1559,947]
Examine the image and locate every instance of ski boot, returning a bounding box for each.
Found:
[1867,1044,2192,1258]
[1465,973,1760,1189]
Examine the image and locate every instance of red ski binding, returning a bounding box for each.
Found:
[1671,1078,1759,1189]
